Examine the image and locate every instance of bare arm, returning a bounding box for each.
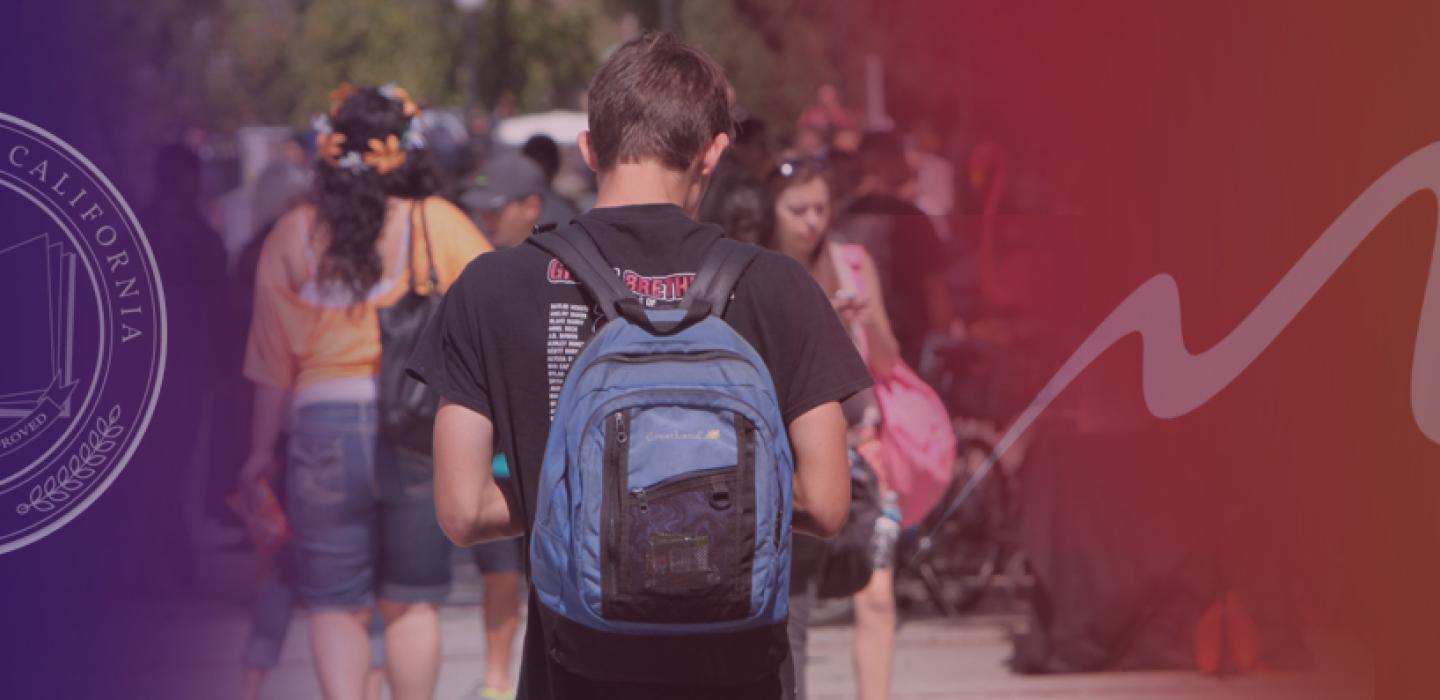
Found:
[239,383,288,487]
[238,214,301,488]
[787,401,851,538]
[250,384,287,455]
[433,398,521,545]
[856,253,903,380]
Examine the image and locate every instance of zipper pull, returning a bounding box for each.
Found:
[630,486,648,512]
[615,412,628,444]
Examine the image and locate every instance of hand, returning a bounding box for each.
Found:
[855,428,885,475]
[831,293,863,324]
[239,449,279,491]
[869,350,898,383]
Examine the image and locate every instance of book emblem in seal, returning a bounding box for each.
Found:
[0,113,166,554]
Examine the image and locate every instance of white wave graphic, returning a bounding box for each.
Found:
[935,143,1440,528]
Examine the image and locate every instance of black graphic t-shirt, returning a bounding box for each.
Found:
[407,203,871,700]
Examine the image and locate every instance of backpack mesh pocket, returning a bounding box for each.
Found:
[601,409,757,622]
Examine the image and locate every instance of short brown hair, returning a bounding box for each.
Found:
[587,32,734,172]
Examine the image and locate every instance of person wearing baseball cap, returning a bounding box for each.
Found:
[457,155,548,698]
[459,153,547,249]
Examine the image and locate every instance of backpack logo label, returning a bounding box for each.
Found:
[642,428,724,444]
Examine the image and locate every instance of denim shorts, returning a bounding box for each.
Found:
[286,401,452,609]
[470,538,523,575]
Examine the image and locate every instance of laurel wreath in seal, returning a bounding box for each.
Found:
[15,405,123,516]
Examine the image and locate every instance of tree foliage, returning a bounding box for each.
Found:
[286,0,463,123]
[100,0,598,134]
[95,0,854,142]
[679,0,837,143]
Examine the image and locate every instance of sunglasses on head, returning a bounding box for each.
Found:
[774,157,827,179]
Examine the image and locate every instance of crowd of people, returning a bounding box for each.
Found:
[144,29,1022,700]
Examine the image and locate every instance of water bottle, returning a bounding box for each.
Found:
[871,491,902,570]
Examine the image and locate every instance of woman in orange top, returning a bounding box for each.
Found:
[241,84,491,700]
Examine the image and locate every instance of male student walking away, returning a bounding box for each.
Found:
[407,32,870,700]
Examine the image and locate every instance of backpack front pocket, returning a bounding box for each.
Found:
[600,407,757,623]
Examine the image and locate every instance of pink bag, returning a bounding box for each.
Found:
[833,244,955,528]
[873,363,956,527]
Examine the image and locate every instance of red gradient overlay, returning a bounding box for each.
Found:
[3,2,1430,696]
[882,2,1439,695]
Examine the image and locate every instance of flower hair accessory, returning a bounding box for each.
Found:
[329,82,356,117]
[313,82,426,174]
[379,83,421,118]
[363,135,407,174]
[379,83,427,152]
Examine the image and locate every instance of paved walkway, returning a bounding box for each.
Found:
[121,553,1372,699]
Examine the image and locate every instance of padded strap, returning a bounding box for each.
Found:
[531,222,758,336]
[416,200,438,292]
[529,221,634,322]
[684,237,760,317]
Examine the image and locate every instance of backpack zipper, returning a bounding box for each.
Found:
[596,350,750,365]
[629,465,739,512]
[581,388,771,450]
[602,409,628,612]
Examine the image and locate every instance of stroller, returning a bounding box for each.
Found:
[894,334,1034,616]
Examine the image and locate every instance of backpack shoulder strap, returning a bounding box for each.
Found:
[684,237,761,317]
[529,220,634,322]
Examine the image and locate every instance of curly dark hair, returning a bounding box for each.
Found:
[312,86,443,304]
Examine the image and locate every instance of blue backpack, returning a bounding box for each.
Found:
[527,222,794,684]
